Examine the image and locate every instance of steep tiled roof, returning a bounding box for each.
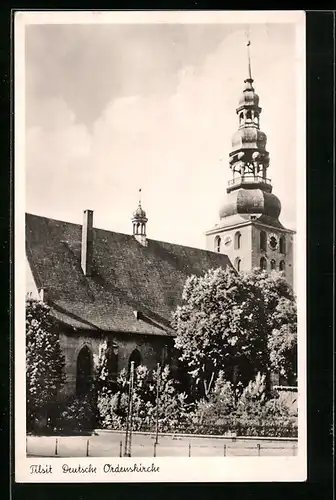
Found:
[26,213,232,336]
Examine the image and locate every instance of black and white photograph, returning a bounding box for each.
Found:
[15,10,306,482]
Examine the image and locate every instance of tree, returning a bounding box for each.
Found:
[173,267,269,399]
[268,297,297,383]
[26,297,66,431]
[173,267,297,399]
[248,269,297,383]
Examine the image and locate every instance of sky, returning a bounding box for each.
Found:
[25,21,299,249]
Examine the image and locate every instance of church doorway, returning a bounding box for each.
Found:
[129,348,142,371]
[76,345,93,398]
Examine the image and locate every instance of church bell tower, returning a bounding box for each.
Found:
[205,40,295,288]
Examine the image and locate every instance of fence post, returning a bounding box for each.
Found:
[223,444,226,456]
[86,439,90,457]
[257,443,261,456]
[119,440,123,458]
[55,438,58,456]
[153,442,157,458]
[188,443,191,457]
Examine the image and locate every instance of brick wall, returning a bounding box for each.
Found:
[251,224,294,288]
[205,224,253,271]
[273,386,298,413]
[59,330,174,397]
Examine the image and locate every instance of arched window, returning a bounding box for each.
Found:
[260,231,267,251]
[254,113,259,124]
[76,345,93,397]
[279,260,286,272]
[107,343,118,379]
[279,235,286,254]
[270,259,276,270]
[161,345,171,366]
[260,256,267,270]
[136,222,140,234]
[246,110,252,120]
[235,257,241,272]
[239,112,244,124]
[129,349,142,371]
[215,236,221,253]
[234,231,242,250]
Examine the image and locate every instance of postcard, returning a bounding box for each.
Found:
[15,10,306,482]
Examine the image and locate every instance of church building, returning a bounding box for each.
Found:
[26,203,232,397]
[25,42,295,398]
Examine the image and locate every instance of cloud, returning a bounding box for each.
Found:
[25,23,231,128]
[25,23,298,249]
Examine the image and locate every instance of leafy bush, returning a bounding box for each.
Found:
[55,395,95,434]
[95,359,192,432]
[184,372,298,437]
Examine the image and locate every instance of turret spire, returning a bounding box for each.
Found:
[132,188,148,246]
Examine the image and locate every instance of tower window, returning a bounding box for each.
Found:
[239,112,244,124]
[246,110,252,120]
[254,113,259,124]
[260,231,267,251]
[215,236,221,253]
[279,260,286,272]
[234,231,242,250]
[279,235,286,254]
[260,257,267,270]
[270,259,276,270]
[235,257,241,272]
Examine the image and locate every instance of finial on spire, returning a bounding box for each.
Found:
[138,188,142,206]
[245,28,252,81]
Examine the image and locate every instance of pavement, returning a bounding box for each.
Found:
[27,431,298,457]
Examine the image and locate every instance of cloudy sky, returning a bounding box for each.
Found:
[25,20,299,249]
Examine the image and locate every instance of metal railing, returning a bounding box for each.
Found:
[26,435,298,458]
[228,176,272,187]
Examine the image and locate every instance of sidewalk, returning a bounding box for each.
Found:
[26,431,298,458]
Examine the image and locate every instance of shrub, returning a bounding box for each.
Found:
[55,395,95,434]
[95,362,191,432]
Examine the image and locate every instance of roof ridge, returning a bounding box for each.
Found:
[25,212,231,257]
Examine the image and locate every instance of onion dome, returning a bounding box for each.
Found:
[231,127,267,152]
[133,203,147,220]
[237,79,260,111]
[219,188,281,220]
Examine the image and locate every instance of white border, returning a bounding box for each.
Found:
[14,10,307,483]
